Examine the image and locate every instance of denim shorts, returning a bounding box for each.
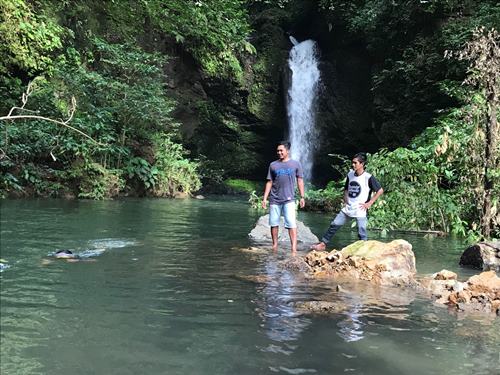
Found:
[269,202,296,228]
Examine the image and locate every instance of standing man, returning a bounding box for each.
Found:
[262,141,305,255]
[310,152,383,251]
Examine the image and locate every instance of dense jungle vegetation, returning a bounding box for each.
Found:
[0,0,498,239]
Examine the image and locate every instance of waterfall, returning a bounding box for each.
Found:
[287,39,320,182]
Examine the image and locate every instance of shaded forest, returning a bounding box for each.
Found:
[0,0,498,238]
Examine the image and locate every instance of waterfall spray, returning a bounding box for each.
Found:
[287,39,320,182]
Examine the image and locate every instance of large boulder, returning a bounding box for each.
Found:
[248,214,319,249]
[301,239,417,286]
[421,270,500,315]
[459,241,500,272]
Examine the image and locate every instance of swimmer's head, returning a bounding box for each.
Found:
[55,249,75,259]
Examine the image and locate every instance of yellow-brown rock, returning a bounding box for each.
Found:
[423,270,500,315]
[303,240,417,286]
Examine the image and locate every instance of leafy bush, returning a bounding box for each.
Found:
[70,162,125,200]
[150,134,201,197]
[305,180,345,212]
[0,0,64,74]
[124,157,158,190]
[0,35,202,198]
[367,146,464,234]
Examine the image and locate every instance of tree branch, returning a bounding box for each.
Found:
[0,79,104,146]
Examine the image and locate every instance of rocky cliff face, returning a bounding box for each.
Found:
[161,8,291,181]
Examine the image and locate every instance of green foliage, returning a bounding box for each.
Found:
[124,157,158,190]
[145,0,253,80]
[70,162,125,200]
[311,81,498,239]
[0,159,22,197]
[305,180,345,213]
[316,0,500,147]
[306,1,499,239]
[365,92,498,239]
[224,178,263,194]
[366,147,464,234]
[150,134,201,197]
[0,0,261,198]
[0,27,201,199]
[248,190,265,211]
[0,0,64,74]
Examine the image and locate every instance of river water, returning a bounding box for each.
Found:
[1,198,499,375]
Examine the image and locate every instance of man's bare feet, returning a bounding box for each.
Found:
[272,244,278,252]
[309,242,326,251]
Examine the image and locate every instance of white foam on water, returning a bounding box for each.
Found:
[0,263,11,272]
[87,239,137,249]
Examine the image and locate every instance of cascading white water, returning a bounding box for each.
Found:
[287,39,320,182]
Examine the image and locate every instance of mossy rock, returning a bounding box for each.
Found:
[341,239,413,260]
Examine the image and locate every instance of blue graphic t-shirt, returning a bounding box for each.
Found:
[266,159,303,204]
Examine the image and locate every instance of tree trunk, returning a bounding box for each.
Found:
[481,91,498,238]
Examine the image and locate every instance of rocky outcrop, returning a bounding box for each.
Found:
[299,239,417,286]
[459,241,500,272]
[245,217,500,317]
[248,214,319,249]
[420,270,500,315]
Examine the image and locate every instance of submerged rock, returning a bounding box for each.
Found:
[294,300,349,315]
[233,274,272,284]
[281,256,311,273]
[421,270,500,315]
[248,214,319,249]
[431,269,458,280]
[459,241,500,272]
[300,240,417,286]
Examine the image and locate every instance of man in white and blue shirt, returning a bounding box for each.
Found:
[310,152,383,251]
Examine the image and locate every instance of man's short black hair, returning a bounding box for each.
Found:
[278,140,291,150]
[353,152,367,165]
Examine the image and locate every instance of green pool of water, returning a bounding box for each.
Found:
[1,198,498,374]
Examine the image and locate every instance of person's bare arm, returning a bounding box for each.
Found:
[361,188,384,210]
[297,177,305,208]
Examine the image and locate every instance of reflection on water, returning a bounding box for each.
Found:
[1,198,499,375]
[337,301,364,342]
[258,258,311,343]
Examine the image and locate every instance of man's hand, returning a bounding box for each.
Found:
[299,197,305,208]
[262,199,268,209]
[360,201,372,210]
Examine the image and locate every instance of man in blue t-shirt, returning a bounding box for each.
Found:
[262,141,305,255]
[310,152,383,251]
